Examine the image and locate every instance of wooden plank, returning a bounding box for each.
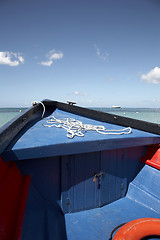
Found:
[55,101,160,136]
[0,101,55,155]
[1,99,160,155]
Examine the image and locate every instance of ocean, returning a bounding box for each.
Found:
[0,108,27,128]
[93,108,160,124]
[1,107,160,128]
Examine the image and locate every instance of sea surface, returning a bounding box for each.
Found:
[1,107,160,128]
[0,108,27,128]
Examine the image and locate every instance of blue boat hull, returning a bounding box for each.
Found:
[0,100,160,239]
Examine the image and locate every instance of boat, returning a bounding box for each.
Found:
[112,105,121,108]
[0,99,160,240]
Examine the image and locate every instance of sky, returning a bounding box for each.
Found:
[0,0,160,108]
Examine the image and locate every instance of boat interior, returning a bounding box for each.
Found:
[15,149,160,240]
[1,103,160,240]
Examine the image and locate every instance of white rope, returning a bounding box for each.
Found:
[32,101,45,118]
[42,116,132,138]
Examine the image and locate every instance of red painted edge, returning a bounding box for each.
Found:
[141,145,160,170]
[0,156,31,240]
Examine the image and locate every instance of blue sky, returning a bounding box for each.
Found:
[0,0,160,107]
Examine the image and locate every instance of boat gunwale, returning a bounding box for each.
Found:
[0,103,44,155]
[1,99,160,155]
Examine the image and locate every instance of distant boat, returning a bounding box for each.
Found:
[112,105,121,108]
[0,99,160,240]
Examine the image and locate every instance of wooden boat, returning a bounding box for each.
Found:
[0,99,160,240]
[112,105,121,108]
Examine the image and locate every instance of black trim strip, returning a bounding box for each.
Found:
[0,104,42,155]
[1,99,160,155]
[55,101,160,136]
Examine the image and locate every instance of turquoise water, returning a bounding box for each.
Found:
[0,108,27,128]
[93,108,160,124]
[1,107,160,128]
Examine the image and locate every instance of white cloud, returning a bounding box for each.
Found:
[74,91,80,95]
[74,91,88,96]
[18,55,24,64]
[141,67,160,84]
[40,49,63,66]
[94,45,109,61]
[0,51,24,66]
[47,50,63,60]
[40,60,53,67]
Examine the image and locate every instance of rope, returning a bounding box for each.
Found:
[32,101,45,118]
[42,116,132,139]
